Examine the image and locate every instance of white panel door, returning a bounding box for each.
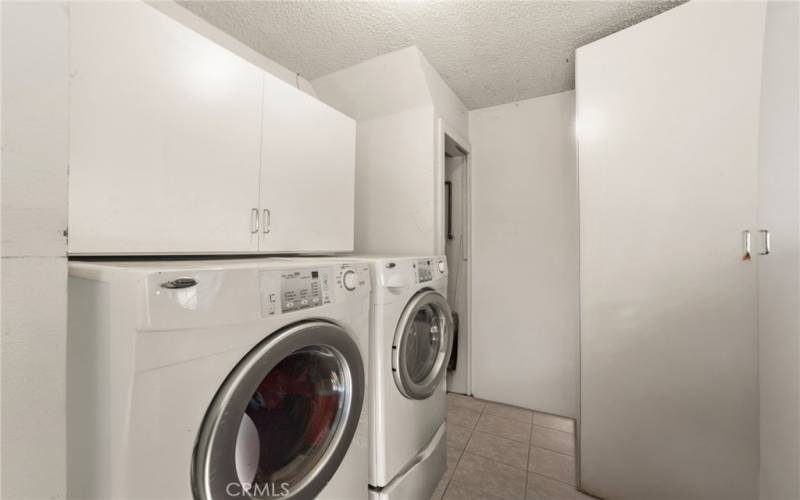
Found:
[757,2,800,499]
[69,2,263,255]
[577,3,765,499]
[259,74,355,253]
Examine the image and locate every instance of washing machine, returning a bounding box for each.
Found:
[67,258,371,500]
[341,255,454,499]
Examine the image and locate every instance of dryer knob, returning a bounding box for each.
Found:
[342,270,358,291]
[438,260,446,273]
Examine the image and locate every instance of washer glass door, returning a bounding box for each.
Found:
[193,321,364,500]
[392,290,454,400]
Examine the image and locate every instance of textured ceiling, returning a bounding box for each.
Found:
[179,1,685,109]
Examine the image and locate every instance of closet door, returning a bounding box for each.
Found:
[259,74,356,253]
[69,2,263,255]
[577,3,765,499]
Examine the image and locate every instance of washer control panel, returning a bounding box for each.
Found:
[259,263,369,317]
[280,269,329,312]
[260,267,331,317]
[416,259,434,283]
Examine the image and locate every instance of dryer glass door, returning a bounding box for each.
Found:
[193,321,365,500]
[392,290,454,400]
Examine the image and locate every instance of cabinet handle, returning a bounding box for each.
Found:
[742,230,752,260]
[263,209,271,234]
[759,229,771,255]
[251,208,260,234]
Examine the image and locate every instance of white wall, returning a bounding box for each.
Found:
[758,1,800,499]
[419,54,469,140]
[1,2,70,498]
[355,107,437,254]
[1,2,313,497]
[314,46,468,255]
[468,91,579,417]
[148,1,316,96]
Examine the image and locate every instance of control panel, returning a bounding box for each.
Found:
[280,269,329,312]
[416,259,434,283]
[259,263,369,317]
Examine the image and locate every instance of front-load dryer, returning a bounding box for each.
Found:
[341,255,454,500]
[67,258,371,499]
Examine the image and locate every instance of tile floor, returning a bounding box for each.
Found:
[432,393,596,500]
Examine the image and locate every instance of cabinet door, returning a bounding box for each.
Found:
[69,2,262,255]
[259,74,356,253]
[577,3,765,500]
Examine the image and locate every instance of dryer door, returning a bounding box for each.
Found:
[392,290,454,400]
[193,321,364,500]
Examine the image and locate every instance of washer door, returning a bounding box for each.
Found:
[192,321,365,500]
[392,290,454,400]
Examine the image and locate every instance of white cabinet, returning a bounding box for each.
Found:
[259,74,356,253]
[577,2,766,499]
[69,2,263,255]
[68,2,355,255]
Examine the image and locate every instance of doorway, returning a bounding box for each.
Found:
[443,133,470,395]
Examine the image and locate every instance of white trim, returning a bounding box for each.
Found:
[436,118,473,396]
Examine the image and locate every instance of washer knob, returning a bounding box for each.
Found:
[342,270,358,291]
[438,260,446,273]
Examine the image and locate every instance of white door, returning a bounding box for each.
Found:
[259,74,356,253]
[757,2,800,499]
[577,2,765,499]
[69,2,263,255]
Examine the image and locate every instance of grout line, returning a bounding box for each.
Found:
[441,397,487,498]
[439,446,464,500]
[532,422,575,436]
[530,417,577,435]
[468,427,531,446]
[524,416,534,498]
[530,444,575,460]
[528,470,580,489]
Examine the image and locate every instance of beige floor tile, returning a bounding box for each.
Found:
[526,472,594,500]
[475,412,532,443]
[431,474,449,500]
[465,430,529,470]
[431,446,465,500]
[444,452,526,500]
[483,401,533,424]
[447,392,487,413]
[446,446,464,479]
[447,405,481,430]
[532,425,575,456]
[533,412,575,434]
[529,447,576,485]
[447,424,473,451]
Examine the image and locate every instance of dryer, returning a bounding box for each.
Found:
[67,258,371,499]
[356,256,454,500]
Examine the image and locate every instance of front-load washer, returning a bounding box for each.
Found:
[335,255,454,500]
[67,258,371,500]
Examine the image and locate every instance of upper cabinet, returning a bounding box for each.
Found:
[259,74,356,253]
[68,2,355,255]
[69,2,263,255]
